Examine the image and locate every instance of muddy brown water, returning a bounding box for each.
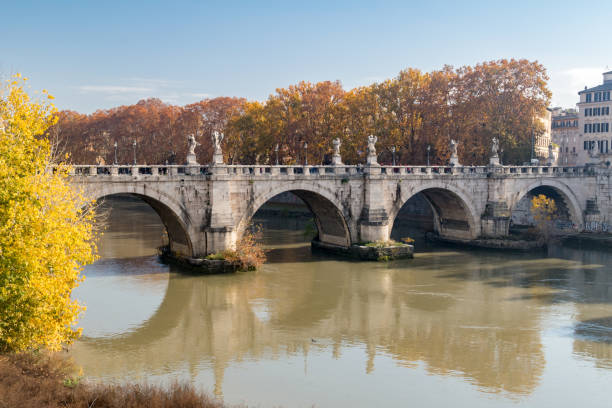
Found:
[70,197,612,407]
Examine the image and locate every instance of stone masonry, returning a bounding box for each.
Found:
[70,162,606,260]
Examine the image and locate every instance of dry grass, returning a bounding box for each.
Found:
[0,352,226,408]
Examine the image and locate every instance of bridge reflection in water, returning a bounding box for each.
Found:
[69,197,612,407]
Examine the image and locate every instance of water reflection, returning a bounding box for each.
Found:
[70,198,612,407]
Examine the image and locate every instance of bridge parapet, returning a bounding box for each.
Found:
[68,164,592,179]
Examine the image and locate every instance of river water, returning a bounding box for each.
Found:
[70,197,612,407]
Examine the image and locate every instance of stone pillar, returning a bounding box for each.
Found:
[480,201,511,237]
[583,198,603,231]
[110,165,119,176]
[359,174,390,242]
[205,174,236,254]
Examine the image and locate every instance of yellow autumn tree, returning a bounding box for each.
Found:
[0,75,98,352]
[530,194,557,242]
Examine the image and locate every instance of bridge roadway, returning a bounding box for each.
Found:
[69,163,607,259]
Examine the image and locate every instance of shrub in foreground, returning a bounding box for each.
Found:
[0,352,226,408]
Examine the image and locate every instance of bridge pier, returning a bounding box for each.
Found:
[206,168,239,254]
[481,201,511,238]
[359,167,391,242]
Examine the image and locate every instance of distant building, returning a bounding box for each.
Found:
[535,108,553,161]
[551,107,579,165]
[577,70,612,164]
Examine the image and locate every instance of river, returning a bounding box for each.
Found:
[70,197,612,407]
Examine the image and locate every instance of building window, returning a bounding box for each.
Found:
[595,92,602,102]
[586,93,592,102]
[604,91,610,101]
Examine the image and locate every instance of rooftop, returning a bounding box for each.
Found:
[578,82,612,94]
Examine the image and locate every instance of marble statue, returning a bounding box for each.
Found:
[187,134,199,156]
[450,139,458,157]
[211,131,225,165]
[492,137,499,156]
[186,134,199,165]
[333,138,341,155]
[332,138,342,165]
[212,131,224,153]
[367,135,377,155]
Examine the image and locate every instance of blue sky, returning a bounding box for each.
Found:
[1,0,610,113]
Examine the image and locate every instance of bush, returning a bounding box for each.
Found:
[0,352,226,408]
[207,227,266,271]
[205,253,226,260]
[363,239,407,248]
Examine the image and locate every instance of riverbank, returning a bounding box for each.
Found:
[561,232,612,249]
[0,352,226,408]
[426,232,546,251]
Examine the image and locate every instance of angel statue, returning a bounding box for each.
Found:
[450,139,458,157]
[367,135,377,156]
[491,137,499,156]
[212,131,224,153]
[187,134,199,156]
[333,138,341,155]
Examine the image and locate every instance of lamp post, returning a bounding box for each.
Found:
[304,142,308,165]
[391,146,396,166]
[426,144,431,166]
[114,141,118,165]
[275,144,279,165]
[132,140,137,165]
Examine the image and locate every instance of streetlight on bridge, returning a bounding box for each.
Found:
[114,141,118,165]
[133,140,137,165]
[304,142,308,166]
[391,146,396,166]
[426,144,431,166]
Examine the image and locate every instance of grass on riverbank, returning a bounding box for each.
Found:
[0,352,226,408]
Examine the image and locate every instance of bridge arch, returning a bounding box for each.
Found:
[510,180,584,230]
[389,181,481,241]
[240,183,352,248]
[85,184,195,257]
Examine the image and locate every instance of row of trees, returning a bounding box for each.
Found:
[54,59,551,166]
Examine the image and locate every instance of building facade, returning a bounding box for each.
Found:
[551,108,579,165]
[578,70,612,165]
[535,108,553,161]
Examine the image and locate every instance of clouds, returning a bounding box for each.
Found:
[79,85,153,93]
[549,67,605,108]
[76,77,212,108]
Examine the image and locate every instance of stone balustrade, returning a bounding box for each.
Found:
[67,164,593,178]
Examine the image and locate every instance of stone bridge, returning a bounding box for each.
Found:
[69,160,610,260]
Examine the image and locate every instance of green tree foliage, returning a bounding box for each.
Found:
[0,75,98,352]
